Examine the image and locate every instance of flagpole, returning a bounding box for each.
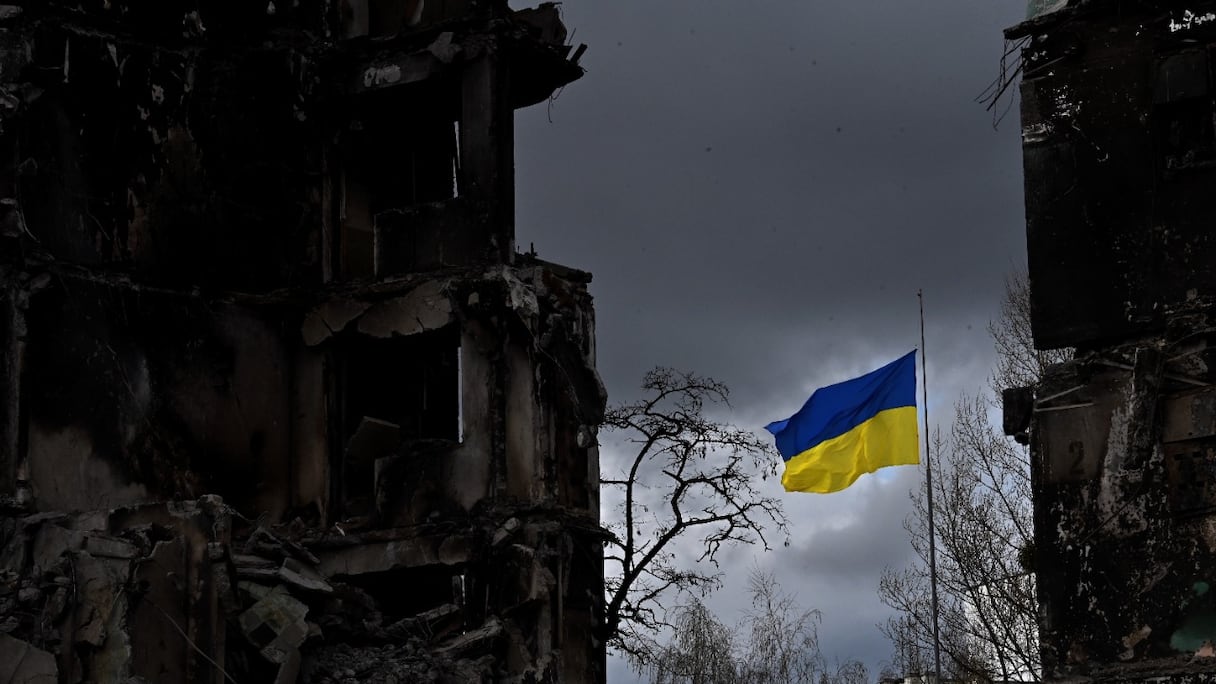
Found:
[918,289,943,684]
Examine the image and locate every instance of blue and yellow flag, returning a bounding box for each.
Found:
[765,351,919,493]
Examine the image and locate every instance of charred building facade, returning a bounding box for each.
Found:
[1008,1,1216,681]
[0,1,606,682]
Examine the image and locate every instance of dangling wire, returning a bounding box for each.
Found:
[977,36,1032,129]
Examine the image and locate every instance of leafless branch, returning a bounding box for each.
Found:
[601,368,788,663]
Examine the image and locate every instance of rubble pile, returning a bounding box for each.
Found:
[0,496,601,682]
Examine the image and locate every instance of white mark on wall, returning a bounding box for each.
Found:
[362,64,403,89]
[1023,122,1054,144]
[1170,9,1216,32]
[151,84,165,105]
[1097,402,1131,515]
[1053,85,1080,119]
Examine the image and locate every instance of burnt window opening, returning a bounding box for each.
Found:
[335,326,462,518]
[1152,48,1216,172]
[340,565,469,624]
[337,89,460,280]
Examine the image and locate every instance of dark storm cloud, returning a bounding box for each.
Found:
[515,0,1028,395]
[511,0,1031,679]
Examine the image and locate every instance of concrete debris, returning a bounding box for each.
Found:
[316,535,471,576]
[240,585,310,665]
[82,534,137,560]
[302,641,490,684]
[491,517,521,547]
[383,603,462,641]
[244,526,321,566]
[434,616,504,659]
[273,649,302,684]
[277,557,334,595]
[427,33,461,64]
[0,633,57,684]
[29,525,82,577]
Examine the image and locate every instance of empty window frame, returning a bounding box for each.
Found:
[337,89,460,280]
[333,326,461,517]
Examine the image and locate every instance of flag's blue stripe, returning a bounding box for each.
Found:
[764,350,917,462]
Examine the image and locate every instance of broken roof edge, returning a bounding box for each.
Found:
[336,5,584,106]
[300,260,599,346]
[21,255,591,308]
[1005,0,1086,39]
[515,252,593,284]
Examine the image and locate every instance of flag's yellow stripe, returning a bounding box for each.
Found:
[780,405,919,493]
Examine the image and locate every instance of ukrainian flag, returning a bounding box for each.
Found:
[765,351,919,493]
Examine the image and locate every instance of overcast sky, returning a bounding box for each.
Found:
[511,1,1029,680]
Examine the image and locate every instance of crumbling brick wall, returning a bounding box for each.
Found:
[0,1,603,682]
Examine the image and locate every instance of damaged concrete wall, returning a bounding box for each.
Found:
[1009,1,1216,681]
[1024,344,1216,681]
[21,281,296,515]
[0,0,604,681]
[1014,0,1216,352]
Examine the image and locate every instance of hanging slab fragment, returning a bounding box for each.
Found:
[301,299,372,346]
[357,281,452,338]
[496,266,539,319]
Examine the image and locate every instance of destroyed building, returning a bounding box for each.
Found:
[1007,1,1216,681]
[0,1,606,682]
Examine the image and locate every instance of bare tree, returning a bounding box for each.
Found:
[648,567,867,684]
[879,272,1069,683]
[988,271,1069,395]
[880,424,1037,682]
[737,568,825,684]
[882,614,929,680]
[826,660,871,684]
[649,600,740,684]
[599,368,788,660]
